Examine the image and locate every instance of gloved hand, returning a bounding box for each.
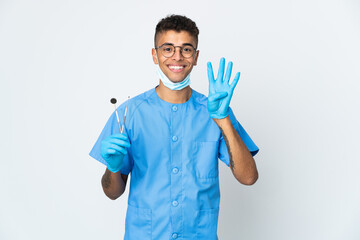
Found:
[207,57,240,119]
[101,133,131,173]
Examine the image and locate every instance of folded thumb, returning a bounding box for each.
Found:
[208,92,228,102]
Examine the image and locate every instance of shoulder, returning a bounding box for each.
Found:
[119,88,155,108]
[116,88,156,120]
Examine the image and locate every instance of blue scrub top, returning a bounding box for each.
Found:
[90,87,259,240]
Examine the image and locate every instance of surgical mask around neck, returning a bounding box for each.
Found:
[155,54,191,91]
[156,65,191,91]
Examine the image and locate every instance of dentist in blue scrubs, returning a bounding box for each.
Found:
[90,14,259,240]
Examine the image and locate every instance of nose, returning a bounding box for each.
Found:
[172,46,183,61]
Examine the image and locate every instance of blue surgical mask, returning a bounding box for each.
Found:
[156,64,191,91]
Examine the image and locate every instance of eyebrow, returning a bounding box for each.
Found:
[161,42,195,48]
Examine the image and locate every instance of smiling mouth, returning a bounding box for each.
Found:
[168,65,186,72]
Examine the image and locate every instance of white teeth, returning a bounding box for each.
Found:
[169,66,184,70]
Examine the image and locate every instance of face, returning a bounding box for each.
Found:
[152,30,199,83]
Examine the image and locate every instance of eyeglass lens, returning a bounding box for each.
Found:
[159,45,195,58]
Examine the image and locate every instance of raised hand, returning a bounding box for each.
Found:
[207,57,240,119]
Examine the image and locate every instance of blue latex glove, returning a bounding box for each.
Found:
[100,133,131,173]
[207,57,240,119]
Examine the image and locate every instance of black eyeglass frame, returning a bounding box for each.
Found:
[155,43,197,58]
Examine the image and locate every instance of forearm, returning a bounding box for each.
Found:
[101,168,126,200]
[214,116,258,185]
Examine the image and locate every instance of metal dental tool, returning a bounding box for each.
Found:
[110,96,130,133]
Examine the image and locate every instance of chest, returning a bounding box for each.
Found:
[129,104,220,147]
[127,102,222,180]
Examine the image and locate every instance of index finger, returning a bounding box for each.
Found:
[207,62,215,82]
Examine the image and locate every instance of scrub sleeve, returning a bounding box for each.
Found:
[89,104,134,175]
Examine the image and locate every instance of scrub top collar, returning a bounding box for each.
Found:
[153,86,194,107]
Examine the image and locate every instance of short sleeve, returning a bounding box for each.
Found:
[89,104,133,175]
[218,108,259,166]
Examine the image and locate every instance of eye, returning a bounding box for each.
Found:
[162,46,173,52]
[183,47,193,53]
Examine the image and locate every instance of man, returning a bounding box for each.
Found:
[90,14,259,240]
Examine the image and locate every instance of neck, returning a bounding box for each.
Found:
[156,81,192,104]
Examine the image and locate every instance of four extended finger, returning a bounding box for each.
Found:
[230,72,241,89]
[207,62,215,82]
[224,61,233,83]
[216,58,225,81]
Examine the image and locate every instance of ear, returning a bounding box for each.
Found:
[152,48,158,64]
[193,50,200,66]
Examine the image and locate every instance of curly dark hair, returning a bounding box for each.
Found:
[154,14,199,48]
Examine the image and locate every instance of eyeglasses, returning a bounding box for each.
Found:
[155,43,197,58]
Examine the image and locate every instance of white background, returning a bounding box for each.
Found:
[1,0,359,239]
